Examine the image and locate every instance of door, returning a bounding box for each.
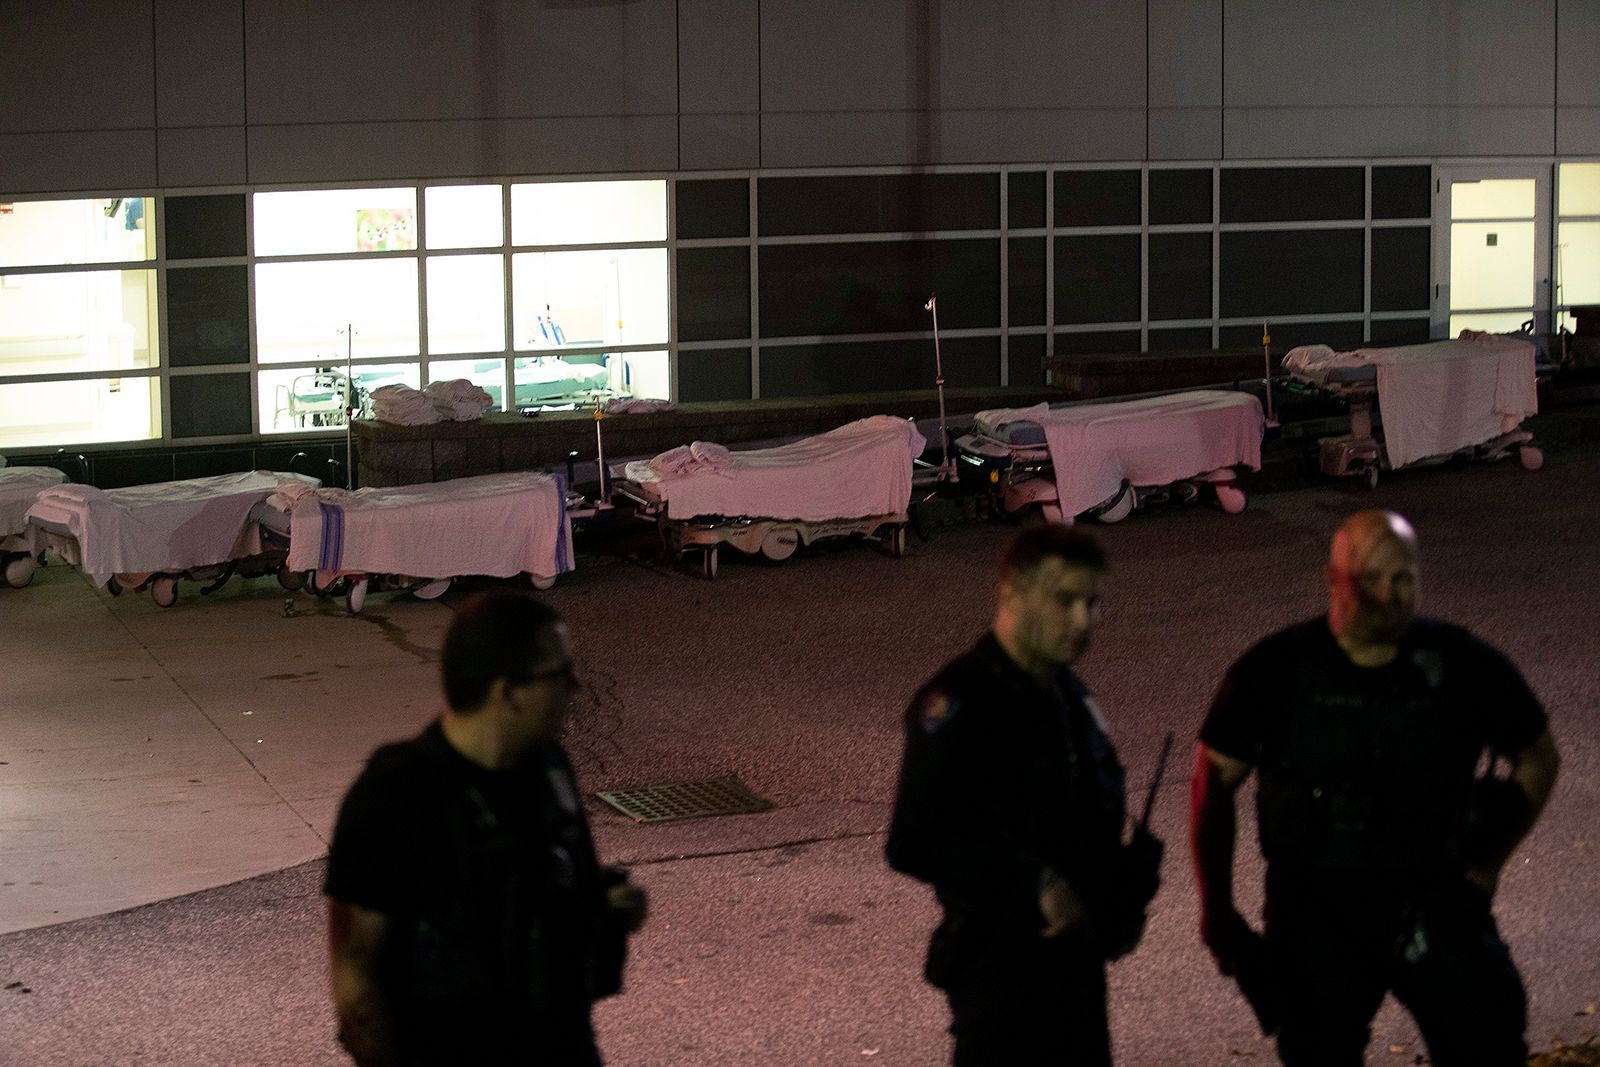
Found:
[1434,165,1551,338]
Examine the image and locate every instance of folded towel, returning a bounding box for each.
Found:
[689,440,735,471]
[372,384,442,426]
[647,445,696,478]
[602,397,675,415]
[36,483,105,505]
[424,379,494,421]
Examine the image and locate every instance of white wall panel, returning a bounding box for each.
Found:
[0,132,159,194]
[0,0,154,134]
[155,0,245,127]
[1150,108,1222,159]
[157,128,248,188]
[760,2,913,112]
[244,0,677,126]
[1558,110,1600,156]
[1225,106,1554,159]
[1150,0,1222,107]
[936,0,1145,109]
[1558,0,1600,107]
[760,109,1145,168]
[679,114,761,171]
[680,0,760,114]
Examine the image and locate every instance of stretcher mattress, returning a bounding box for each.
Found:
[24,471,308,586]
[622,415,926,522]
[278,471,573,580]
[1,467,67,538]
[1022,391,1264,519]
[1283,333,1538,467]
[973,404,1051,446]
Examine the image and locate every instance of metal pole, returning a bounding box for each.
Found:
[925,295,951,476]
[343,323,355,488]
[593,403,608,503]
[1260,320,1276,425]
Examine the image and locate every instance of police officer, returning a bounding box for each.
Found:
[887,524,1161,1066]
[1190,509,1560,1066]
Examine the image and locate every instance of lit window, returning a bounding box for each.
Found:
[0,197,153,269]
[1557,221,1600,307]
[1450,180,1535,221]
[0,269,158,377]
[511,350,667,408]
[425,185,503,249]
[253,188,418,257]
[255,259,419,363]
[429,358,507,410]
[511,249,667,351]
[510,181,666,246]
[0,376,160,449]
[427,255,505,355]
[1558,163,1600,217]
[260,362,420,434]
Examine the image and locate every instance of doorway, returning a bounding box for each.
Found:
[1434,165,1551,338]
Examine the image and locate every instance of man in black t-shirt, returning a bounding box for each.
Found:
[1190,509,1560,1067]
[325,591,647,1066]
[887,525,1162,1066]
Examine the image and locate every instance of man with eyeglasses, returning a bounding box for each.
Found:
[1191,509,1559,1066]
[326,590,647,1066]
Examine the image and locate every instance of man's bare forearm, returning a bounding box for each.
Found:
[331,962,398,1067]
[1189,748,1239,913]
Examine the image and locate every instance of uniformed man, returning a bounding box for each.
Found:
[887,524,1161,1066]
[1190,509,1560,1066]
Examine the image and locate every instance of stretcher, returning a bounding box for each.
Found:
[0,466,68,588]
[1283,332,1541,488]
[611,415,925,579]
[952,390,1264,524]
[23,471,318,606]
[257,471,574,614]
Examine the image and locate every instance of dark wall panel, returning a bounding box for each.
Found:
[170,373,252,438]
[676,246,751,342]
[758,174,998,236]
[1149,232,1212,320]
[165,194,247,260]
[1147,326,1214,351]
[1055,329,1141,354]
[1008,172,1046,229]
[1054,170,1140,226]
[1369,318,1432,345]
[1150,168,1212,224]
[759,240,999,336]
[1371,227,1430,312]
[1007,334,1046,387]
[1008,237,1046,326]
[676,178,749,239]
[759,336,998,398]
[679,347,751,402]
[1220,230,1364,317]
[1221,167,1364,223]
[1373,166,1432,219]
[166,266,250,367]
[1220,320,1365,350]
[1055,234,1140,325]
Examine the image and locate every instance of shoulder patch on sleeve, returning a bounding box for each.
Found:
[915,688,959,734]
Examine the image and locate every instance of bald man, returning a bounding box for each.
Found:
[1190,510,1559,1067]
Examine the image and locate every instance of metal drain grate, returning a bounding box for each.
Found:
[595,776,773,824]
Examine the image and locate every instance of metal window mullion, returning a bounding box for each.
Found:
[667,177,678,403]
[0,366,163,387]
[501,183,514,412]
[417,183,430,385]
[1045,167,1055,357]
[1212,163,1221,349]
[247,190,261,436]
[749,176,760,400]
[1364,166,1373,342]
[999,167,1009,386]
[757,327,1001,348]
[1140,166,1149,353]
[755,228,1003,246]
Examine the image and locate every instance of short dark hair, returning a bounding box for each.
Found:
[440,590,562,712]
[1000,524,1108,587]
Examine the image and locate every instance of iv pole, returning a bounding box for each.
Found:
[337,323,356,488]
[925,294,954,480]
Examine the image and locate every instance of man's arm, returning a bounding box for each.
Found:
[1467,727,1560,894]
[328,897,398,1067]
[1189,742,1255,973]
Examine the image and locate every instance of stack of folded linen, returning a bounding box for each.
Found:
[601,397,675,415]
[266,477,320,512]
[424,378,495,421]
[371,384,441,426]
[646,440,737,479]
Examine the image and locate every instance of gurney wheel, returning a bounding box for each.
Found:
[1095,484,1135,524]
[759,527,798,563]
[1364,466,1380,490]
[345,577,368,615]
[276,568,307,592]
[414,578,451,599]
[699,546,719,580]
[1518,445,1544,472]
[150,575,179,609]
[3,554,37,589]
[529,574,556,591]
[888,524,907,559]
[106,576,123,597]
[1215,483,1247,515]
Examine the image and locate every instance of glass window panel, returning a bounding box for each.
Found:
[758,174,998,236]
[676,246,750,343]
[759,240,999,337]
[1053,330,1140,354]
[1054,234,1140,324]
[170,372,251,438]
[0,375,160,449]
[424,185,503,249]
[426,254,505,355]
[1450,222,1533,310]
[0,269,158,377]
[255,258,419,363]
[1220,230,1364,318]
[511,249,667,351]
[1559,163,1600,217]
[429,357,508,412]
[676,179,749,239]
[253,188,417,256]
[510,351,666,407]
[164,194,247,259]
[1372,166,1431,220]
[260,362,419,434]
[511,181,666,246]
[1007,334,1046,388]
[1369,319,1431,345]
[1449,311,1532,336]
[1557,221,1600,306]
[1054,170,1140,227]
[167,266,249,367]
[1008,238,1046,327]
[1149,169,1212,225]
[0,197,153,268]
[1221,167,1364,223]
[1148,232,1212,320]
[1008,173,1046,230]
[1371,227,1431,313]
[758,337,997,398]
[1147,326,1214,351]
[1450,180,1535,221]
[679,347,751,402]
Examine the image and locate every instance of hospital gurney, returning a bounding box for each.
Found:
[611,415,925,579]
[1283,332,1541,489]
[23,471,319,607]
[952,390,1264,524]
[1,465,68,588]
[257,471,574,614]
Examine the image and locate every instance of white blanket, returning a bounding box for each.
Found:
[284,472,573,581]
[623,415,926,522]
[974,402,1051,436]
[25,471,306,586]
[1285,335,1538,467]
[1030,391,1264,518]
[1,467,67,537]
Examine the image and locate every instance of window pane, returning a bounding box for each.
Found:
[426,254,505,355]
[0,269,158,376]
[758,174,999,236]
[165,194,247,259]
[1221,167,1364,223]
[679,348,751,401]
[511,249,667,351]
[1007,334,1046,387]
[758,337,997,398]
[170,372,251,438]
[1449,311,1531,336]
[424,185,503,249]
[260,363,418,434]
[1372,166,1431,220]
[1148,232,1212,320]
[759,240,999,336]
[511,181,666,246]
[1009,237,1046,327]
[429,358,507,411]
[676,246,750,343]
[0,376,160,449]
[511,351,666,407]
[1450,180,1535,221]
[1054,170,1140,227]
[255,259,419,363]
[676,179,749,239]
[1149,169,1212,225]
[1371,227,1430,313]
[253,188,417,256]
[1008,173,1046,230]
[0,197,153,268]
[1450,221,1534,310]
[167,266,249,367]
[1557,221,1600,306]
[1055,234,1140,324]
[1559,163,1600,217]
[1220,230,1364,317]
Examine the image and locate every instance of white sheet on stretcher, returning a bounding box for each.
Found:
[1284,334,1537,468]
[24,471,303,586]
[1,467,67,542]
[623,415,926,522]
[284,471,574,580]
[1028,391,1264,518]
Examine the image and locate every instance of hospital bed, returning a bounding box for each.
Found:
[1,465,68,588]
[256,471,574,614]
[610,415,924,579]
[952,390,1264,524]
[1282,332,1541,488]
[23,470,319,607]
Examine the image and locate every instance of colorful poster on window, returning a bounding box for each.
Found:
[355,208,417,252]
